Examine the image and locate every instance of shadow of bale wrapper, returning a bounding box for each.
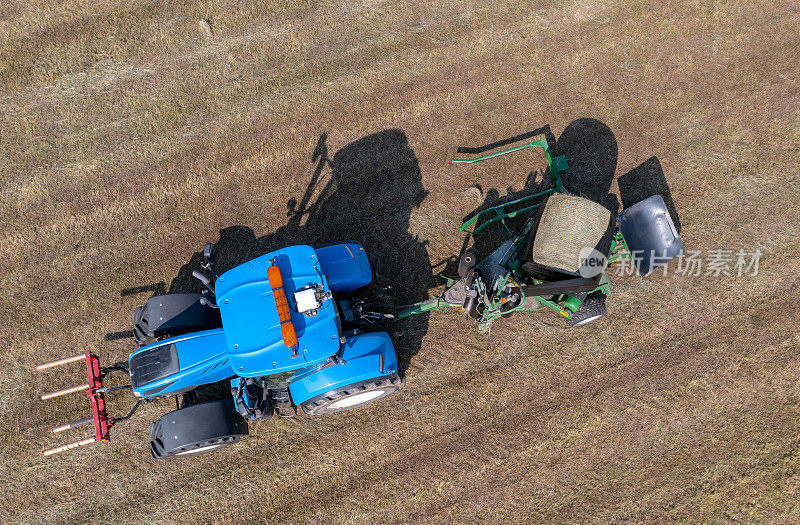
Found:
[617,156,682,233]
[553,118,619,211]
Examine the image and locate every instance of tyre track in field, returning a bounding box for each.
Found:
[2,0,800,522]
[98,283,800,523]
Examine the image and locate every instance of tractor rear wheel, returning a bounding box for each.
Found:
[566,293,607,327]
[149,399,248,459]
[300,374,404,416]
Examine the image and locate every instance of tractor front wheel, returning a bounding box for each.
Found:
[149,399,248,459]
[300,374,404,416]
[566,293,607,327]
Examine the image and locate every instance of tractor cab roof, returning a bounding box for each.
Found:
[215,245,340,377]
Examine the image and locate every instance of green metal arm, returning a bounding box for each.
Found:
[396,298,458,319]
[452,135,567,191]
[452,135,568,234]
[452,138,549,164]
[459,188,555,234]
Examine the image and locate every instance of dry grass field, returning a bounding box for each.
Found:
[1,0,799,522]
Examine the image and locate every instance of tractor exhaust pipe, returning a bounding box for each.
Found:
[40,384,90,400]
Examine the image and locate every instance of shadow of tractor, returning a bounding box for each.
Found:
[116,129,432,374]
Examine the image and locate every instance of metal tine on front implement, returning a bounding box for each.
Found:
[32,354,86,371]
[42,437,96,456]
[49,418,93,434]
[40,383,90,400]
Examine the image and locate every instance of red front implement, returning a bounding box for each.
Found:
[34,351,113,455]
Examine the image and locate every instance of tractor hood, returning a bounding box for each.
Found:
[215,245,340,376]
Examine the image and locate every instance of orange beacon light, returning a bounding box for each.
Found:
[267,263,299,353]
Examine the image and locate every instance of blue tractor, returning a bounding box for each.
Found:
[129,242,402,458]
[34,130,682,459]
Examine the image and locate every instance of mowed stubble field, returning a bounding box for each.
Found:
[1,0,800,522]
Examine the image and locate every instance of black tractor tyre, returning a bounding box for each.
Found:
[300,374,404,416]
[566,293,607,327]
[149,399,248,459]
